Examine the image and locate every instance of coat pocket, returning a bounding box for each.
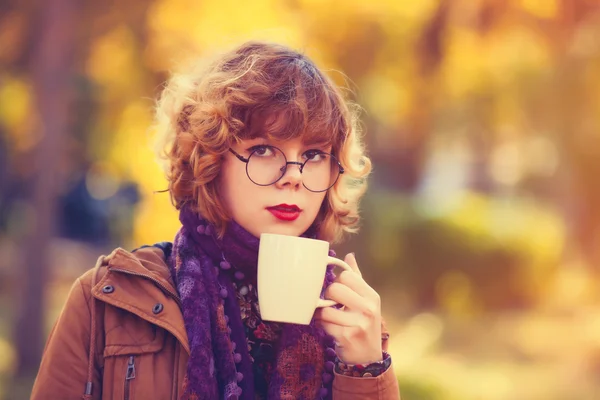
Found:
[103,311,166,357]
[102,314,167,400]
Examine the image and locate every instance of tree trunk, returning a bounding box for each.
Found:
[12,0,78,395]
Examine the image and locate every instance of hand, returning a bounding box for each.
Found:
[314,253,383,365]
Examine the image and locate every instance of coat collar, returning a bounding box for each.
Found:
[91,246,190,354]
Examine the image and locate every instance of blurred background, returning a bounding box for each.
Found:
[1,0,600,398]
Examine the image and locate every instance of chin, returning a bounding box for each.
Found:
[260,222,309,238]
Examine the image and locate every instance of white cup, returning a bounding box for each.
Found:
[257,233,352,325]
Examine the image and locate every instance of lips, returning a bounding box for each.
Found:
[266,204,302,221]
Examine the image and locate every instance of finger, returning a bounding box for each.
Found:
[315,316,344,338]
[318,306,360,327]
[324,282,370,312]
[336,270,379,301]
[344,253,362,277]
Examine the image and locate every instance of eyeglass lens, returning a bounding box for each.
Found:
[245,146,340,192]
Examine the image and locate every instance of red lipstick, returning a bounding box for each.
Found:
[266,204,301,221]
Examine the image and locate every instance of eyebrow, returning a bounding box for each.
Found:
[246,135,332,148]
[301,136,332,147]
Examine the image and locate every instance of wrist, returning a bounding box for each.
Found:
[334,351,392,378]
[341,353,383,365]
[336,344,382,365]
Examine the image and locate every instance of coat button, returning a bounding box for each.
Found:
[152,303,164,314]
[102,285,114,294]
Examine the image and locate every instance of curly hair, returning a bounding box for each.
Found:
[154,41,371,243]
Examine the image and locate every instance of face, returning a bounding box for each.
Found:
[218,137,332,238]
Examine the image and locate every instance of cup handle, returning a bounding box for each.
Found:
[315,256,353,309]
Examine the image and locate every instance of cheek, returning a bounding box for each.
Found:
[218,161,243,212]
[317,193,327,209]
[220,165,258,214]
[307,193,327,218]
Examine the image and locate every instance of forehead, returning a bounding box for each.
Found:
[242,111,335,147]
[241,136,332,151]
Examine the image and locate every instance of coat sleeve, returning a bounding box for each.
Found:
[31,270,103,400]
[332,363,400,400]
[332,320,401,400]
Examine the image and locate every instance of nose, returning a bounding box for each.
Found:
[275,162,303,189]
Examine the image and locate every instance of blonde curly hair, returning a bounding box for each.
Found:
[154,41,371,243]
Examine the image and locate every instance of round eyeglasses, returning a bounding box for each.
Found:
[229,145,344,193]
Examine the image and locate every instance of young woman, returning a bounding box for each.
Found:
[32,41,400,399]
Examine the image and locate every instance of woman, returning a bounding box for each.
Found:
[31,41,400,399]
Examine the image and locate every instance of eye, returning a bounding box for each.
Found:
[303,149,327,162]
[248,145,275,157]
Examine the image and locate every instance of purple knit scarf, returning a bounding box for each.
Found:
[168,207,338,400]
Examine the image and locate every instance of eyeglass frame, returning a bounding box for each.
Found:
[228,146,345,193]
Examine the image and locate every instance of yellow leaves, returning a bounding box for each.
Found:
[441,23,550,111]
[77,0,570,250]
[109,101,152,174]
[380,0,439,24]
[112,102,153,176]
[0,77,37,151]
[147,0,302,71]
[0,335,15,378]
[362,72,411,128]
[85,21,183,245]
[516,0,558,19]
[199,0,291,39]
[485,26,551,85]
[133,191,179,247]
[436,270,480,317]
[108,100,179,244]
[441,191,565,265]
[441,27,487,100]
[545,260,596,309]
[439,191,489,240]
[296,0,438,24]
[86,25,140,93]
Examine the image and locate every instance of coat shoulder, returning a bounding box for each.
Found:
[77,242,174,290]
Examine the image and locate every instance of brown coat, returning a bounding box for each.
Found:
[31,246,400,399]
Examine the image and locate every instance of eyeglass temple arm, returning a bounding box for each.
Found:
[228,148,249,163]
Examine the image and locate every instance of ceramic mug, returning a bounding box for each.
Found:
[257,233,352,325]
